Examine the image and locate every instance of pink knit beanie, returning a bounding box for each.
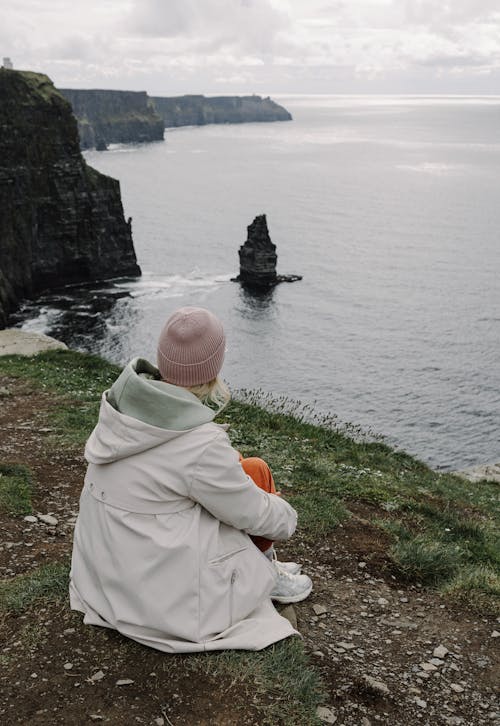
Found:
[157,307,226,386]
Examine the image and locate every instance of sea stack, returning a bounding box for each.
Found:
[234,214,302,289]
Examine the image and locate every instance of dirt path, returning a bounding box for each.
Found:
[0,376,498,725]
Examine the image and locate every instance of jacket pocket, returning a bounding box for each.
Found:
[208,545,248,566]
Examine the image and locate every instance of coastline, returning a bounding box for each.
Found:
[453,462,500,484]
[1,329,498,483]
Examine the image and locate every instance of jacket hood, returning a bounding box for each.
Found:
[85,358,216,464]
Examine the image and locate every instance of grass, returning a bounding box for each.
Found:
[0,350,120,447]
[17,622,49,650]
[442,565,500,614]
[390,535,464,585]
[290,493,348,537]
[0,463,34,515]
[184,637,325,726]
[0,349,498,614]
[0,561,69,614]
[15,70,63,104]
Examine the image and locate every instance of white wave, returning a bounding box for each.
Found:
[396,162,461,175]
[20,307,63,333]
[105,321,127,332]
[113,272,232,299]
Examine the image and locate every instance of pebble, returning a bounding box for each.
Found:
[380,617,417,630]
[377,597,389,606]
[23,515,38,523]
[89,717,103,722]
[37,513,58,526]
[337,641,356,650]
[90,670,105,682]
[433,645,449,659]
[154,719,164,726]
[430,658,445,667]
[491,630,500,638]
[312,604,328,616]
[419,662,438,672]
[450,683,464,693]
[358,561,367,568]
[415,698,427,708]
[363,675,390,696]
[116,678,134,686]
[316,706,337,724]
[63,628,76,635]
[63,663,73,670]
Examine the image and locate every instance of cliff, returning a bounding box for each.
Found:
[0,69,141,328]
[0,346,497,724]
[59,89,165,149]
[151,94,292,127]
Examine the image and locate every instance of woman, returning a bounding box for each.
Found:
[70,306,312,653]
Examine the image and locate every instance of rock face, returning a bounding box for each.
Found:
[234,215,302,289]
[59,90,291,147]
[0,69,141,328]
[0,329,67,356]
[237,215,278,287]
[151,94,292,128]
[454,463,500,483]
[59,89,165,149]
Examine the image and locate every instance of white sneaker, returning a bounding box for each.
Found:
[276,560,302,575]
[270,562,313,604]
[270,548,302,575]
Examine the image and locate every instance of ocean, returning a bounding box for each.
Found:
[15,95,500,471]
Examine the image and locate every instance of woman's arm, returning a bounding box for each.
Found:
[189,432,297,540]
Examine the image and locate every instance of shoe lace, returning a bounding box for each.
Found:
[274,560,296,581]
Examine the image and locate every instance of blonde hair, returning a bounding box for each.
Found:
[187,376,231,413]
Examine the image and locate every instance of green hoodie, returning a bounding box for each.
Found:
[106,358,216,431]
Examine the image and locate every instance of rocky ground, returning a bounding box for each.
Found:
[0,372,499,725]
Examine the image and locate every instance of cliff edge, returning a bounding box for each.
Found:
[151,94,292,128]
[0,70,141,328]
[59,88,165,149]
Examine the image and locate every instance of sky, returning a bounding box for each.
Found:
[2,0,500,95]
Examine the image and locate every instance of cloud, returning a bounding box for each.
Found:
[2,0,500,92]
[125,0,290,55]
[402,0,500,26]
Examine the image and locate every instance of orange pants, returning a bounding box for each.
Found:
[240,455,276,553]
